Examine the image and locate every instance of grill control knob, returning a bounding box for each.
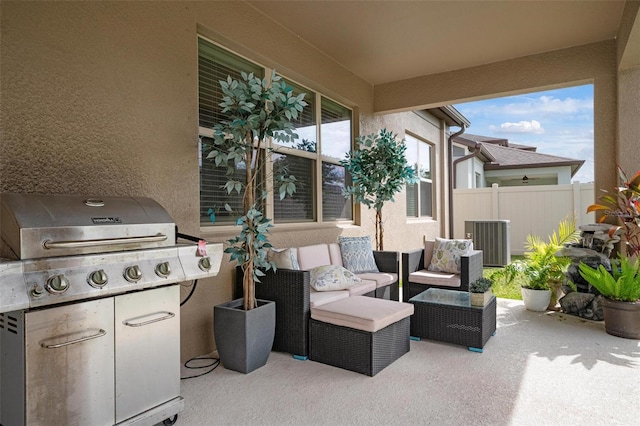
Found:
[155,262,171,278]
[198,257,211,272]
[88,270,108,288]
[31,284,44,298]
[124,265,142,283]
[46,274,70,294]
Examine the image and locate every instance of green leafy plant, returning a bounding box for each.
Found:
[587,166,640,258]
[206,70,307,310]
[340,129,418,250]
[469,277,493,293]
[578,255,640,302]
[492,216,580,292]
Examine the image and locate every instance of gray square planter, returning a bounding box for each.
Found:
[213,298,276,373]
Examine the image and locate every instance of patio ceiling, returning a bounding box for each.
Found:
[248,0,631,86]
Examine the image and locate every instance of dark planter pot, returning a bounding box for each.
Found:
[213,298,276,373]
[601,298,640,339]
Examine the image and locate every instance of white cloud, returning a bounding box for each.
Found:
[489,120,545,134]
[503,95,593,116]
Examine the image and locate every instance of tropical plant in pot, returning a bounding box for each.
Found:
[492,216,579,312]
[469,277,493,307]
[205,71,307,373]
[340,129,417,250]
[578,166,640,339]
[578,255,640,339]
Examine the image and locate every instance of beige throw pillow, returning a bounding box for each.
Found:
[267,248,300,270]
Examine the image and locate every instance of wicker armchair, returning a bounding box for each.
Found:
[234,250,399,359]
[401,244,483,302]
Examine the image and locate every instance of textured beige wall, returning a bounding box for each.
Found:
[2,1,635,362]
[618,68,640,176]
[0,1,443,361]
[617,1,640,180]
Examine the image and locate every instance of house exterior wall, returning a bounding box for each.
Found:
[484,165,572,187]
[0,2,447,361]
[454,155,486,189]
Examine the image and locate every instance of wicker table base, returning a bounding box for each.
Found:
[309,317,410,376]
[409,289,496,352]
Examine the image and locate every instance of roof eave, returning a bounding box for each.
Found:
[484,160,585,171]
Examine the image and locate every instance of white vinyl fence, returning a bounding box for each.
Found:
[453,183,595,255]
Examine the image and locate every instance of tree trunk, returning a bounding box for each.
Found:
[375,208,383,251]
[243,143,256,311]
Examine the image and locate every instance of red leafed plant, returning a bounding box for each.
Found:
[587,166,640,258]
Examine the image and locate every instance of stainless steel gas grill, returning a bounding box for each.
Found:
[0,193,223,426]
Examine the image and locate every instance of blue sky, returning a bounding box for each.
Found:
[454,84,594,183]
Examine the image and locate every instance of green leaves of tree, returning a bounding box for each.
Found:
[340,129,418,212]
[206,70,308,309]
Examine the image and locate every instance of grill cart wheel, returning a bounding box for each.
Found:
[163,414,178,425]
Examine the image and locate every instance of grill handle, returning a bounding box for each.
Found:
[41,329,107,349]
[123,311,175,327]
[43,234,168,250]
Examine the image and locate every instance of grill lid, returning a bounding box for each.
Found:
[1,193,176,260]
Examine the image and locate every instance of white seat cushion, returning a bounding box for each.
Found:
[356,272,397,288]
[311,296,414,333]
[309,288,349,308]
[346,279,377,296]
[297,244,332,270]
[408,270,461,288]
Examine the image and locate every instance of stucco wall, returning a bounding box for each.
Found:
[0,1,446,361]
[2,1,636,362]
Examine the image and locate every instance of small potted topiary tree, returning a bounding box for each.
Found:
[340,129,418,250]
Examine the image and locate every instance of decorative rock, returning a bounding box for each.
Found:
[556,247,611,269]
[559,292,604,321]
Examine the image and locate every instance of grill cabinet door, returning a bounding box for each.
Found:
[25,298,115,426]
[114,285,180,423]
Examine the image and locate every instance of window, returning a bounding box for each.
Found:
[320,98,352,221]
[405,134,433,218]
[197,37,353,226]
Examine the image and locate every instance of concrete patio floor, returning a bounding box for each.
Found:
[175,298,640,425]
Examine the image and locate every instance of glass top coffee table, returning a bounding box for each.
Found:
[408,288,496,352]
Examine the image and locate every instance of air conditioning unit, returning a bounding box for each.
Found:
[464,220,511,267]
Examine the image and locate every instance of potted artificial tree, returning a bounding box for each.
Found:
[207,71,307,373]
[340,129,417,250]
[493,216,579,312]
[578,167,640,339]
[469,277,493,307]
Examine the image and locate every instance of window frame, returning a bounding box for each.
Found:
[197,36,355,231]
[405,133,435,220]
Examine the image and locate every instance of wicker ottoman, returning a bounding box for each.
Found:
[309,296,414,376]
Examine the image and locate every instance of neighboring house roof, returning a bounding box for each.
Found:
[455,133,536,151]
[453,133,584,177]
